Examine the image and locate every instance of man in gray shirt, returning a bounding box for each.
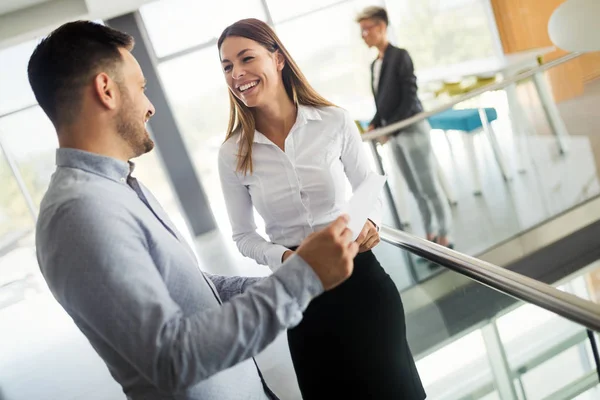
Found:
[29,21,359,400]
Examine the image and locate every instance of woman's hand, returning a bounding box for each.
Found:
[355,220,380,253]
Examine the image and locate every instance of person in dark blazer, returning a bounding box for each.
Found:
[357,6,451,248]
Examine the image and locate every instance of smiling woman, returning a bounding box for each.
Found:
[215,18,426,400]
[217,20,333,173]
[221,47,264,103]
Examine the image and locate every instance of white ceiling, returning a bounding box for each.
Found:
[0,0,158,49]
[0,0,53,16]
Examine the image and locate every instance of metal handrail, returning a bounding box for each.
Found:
[361,52,582,141]
[379,225,600,332]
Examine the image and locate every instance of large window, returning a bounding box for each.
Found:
[140,0,267,58]
[144,0,385,234]
[274,0,382,120]
[0,106,192,241]
[266,0,343,23]
[141,0,501,233]
[0,107,58,207]
[0,39,38,115]
[0,152,34,240]
[157,46,236,235]
[386,0,497,70]
[0,27,193,244]
[0,107,55,240]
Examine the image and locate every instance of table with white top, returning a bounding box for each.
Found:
[417,46,570,160]
[417,47,556,83]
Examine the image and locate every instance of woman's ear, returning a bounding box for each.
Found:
[275,50,286,71]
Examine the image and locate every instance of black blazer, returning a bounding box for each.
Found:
[370,44,423,130]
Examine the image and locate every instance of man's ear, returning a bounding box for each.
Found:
[93,72,119,110]
[381,22,389,34]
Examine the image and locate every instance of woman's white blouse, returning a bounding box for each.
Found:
[218,105,383,270]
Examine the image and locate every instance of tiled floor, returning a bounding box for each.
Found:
[1,80,599,399]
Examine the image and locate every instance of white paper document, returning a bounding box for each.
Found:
[342,173,387,241]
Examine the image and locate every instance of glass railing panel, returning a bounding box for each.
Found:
[375,237,600,400]
[496,302,598,399]
[575,385,600,400]
[363,54,600,270]
[555,260,600,306]
[532,257,600,399]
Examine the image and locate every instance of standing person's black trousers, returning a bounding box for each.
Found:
[287,249,426,399]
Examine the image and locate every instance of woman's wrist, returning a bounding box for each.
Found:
[282,250,294,262]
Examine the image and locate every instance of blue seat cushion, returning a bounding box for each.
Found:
[427,108,498,132]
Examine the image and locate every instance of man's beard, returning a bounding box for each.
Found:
[115,98,154,158]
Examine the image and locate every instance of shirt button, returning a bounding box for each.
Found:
[120,178,126,183]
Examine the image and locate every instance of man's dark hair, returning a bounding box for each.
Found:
[27,20,134,127]
[355,6,389,26]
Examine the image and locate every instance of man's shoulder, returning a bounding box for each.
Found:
[36,172,147,278]
[37,171,136,237]
[388,45,410,58]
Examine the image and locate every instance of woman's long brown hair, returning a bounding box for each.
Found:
[218,18,335,175]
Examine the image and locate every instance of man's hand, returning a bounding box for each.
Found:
[355,220,380,253]
[296,215,359,291]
